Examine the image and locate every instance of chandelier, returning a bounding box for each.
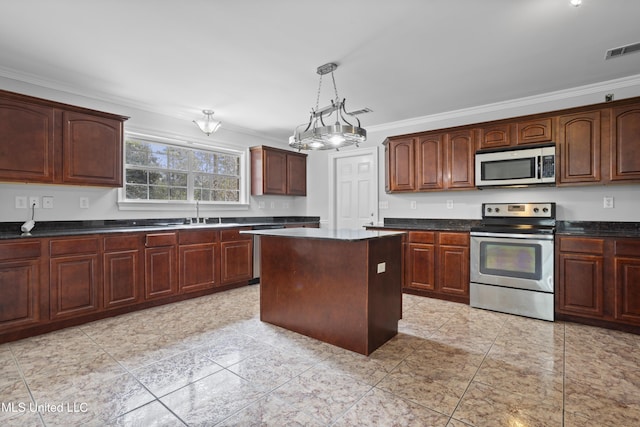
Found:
[289,63,367,151]
[193,110,221,136]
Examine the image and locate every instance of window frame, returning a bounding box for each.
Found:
[118,131,249,211]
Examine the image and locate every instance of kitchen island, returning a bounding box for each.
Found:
[244,228,404,355]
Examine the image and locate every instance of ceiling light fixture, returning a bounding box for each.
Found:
[570,0,582,7]
[193,110,221,136]
[289,62,367,151]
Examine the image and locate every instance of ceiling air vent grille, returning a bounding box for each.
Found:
[605,41,640,59]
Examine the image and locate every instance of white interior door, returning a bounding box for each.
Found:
[329,148,378,230]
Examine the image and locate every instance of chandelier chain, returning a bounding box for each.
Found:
[315,74,323,112]
[331,71,340,101]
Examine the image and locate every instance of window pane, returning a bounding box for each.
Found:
[148,143,168,168]
[126,169,147,184]
[169,172,187,187]
[149,171,167,185]
[126,141,150,166]
[168,147,190,171]
[170,187,187,200]
[126,184,148,200]
[149,186,169,200]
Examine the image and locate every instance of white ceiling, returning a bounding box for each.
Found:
[1,0,639,143]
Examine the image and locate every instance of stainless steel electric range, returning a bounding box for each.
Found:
[470,202,556,321]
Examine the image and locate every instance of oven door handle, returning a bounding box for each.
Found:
[470,231,554,240]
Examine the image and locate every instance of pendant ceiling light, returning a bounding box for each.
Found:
[289,62,368,151]
[193,110,221,136]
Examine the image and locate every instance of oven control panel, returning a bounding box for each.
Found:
[482,203,555,219]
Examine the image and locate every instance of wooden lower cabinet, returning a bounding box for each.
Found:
[179,230,219,293]
[405,231,469,303]
[103,234,142,309]
[144,232,178,300]
[49,237,101,320]
[0,241,43,332]
[556,236,640,331]
[220,228,253,284]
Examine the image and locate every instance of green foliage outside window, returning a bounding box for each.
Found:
[124,138,241,202]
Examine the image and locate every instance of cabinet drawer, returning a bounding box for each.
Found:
[408,231,435,244]
[0,241,41,261]
[614,239,640,257]
[221,227,252,241]
[438,232,469,246]
[179,230,219,245]
[145,232,177,247]
[50,237,99,256]
[559,237,605,254]
[104,234,140,252]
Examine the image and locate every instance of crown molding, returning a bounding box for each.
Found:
[368,74,640,134]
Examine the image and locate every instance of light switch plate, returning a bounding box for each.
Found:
[377,262,386,273]
[79,197,89,209]
[410,201,417,209]
[15,196,27,209]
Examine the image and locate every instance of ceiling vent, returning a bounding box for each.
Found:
[605,41,640,60]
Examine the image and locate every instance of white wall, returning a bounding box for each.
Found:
[0,77,307,223]
[307,75,640,225]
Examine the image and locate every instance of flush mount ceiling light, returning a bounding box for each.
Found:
[569,0,582,6]
[289,62,369,151]
[193,110,221,136]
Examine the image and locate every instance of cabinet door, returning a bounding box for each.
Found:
[557,253,605,317]
[0,259,40,331]
[104,250,140,308]
[386,138,415,192]
[438,245,469,297]
[446,130,475,189]
[221,240,253,284]
[263,148,287,194]
[516,118,553,145]
[144,246,177,299]
[286,153,307,196]
[557,111,602,184]
[610,104,640,181]
[62,111,123,187]
[614,256,640,325]
[0,98,55,183]
[416,134,444,190]
[179,243,218,292]
[478,124,512,149]
[50,253,100,320]
[407,243,435,291]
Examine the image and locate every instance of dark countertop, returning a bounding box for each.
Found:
[242,228,405,241]
[0,216,320,240]
[373,218,640,238]
[556,221,640,238]
[375,218,482,232]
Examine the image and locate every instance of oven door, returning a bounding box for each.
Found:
[470,232,554,293]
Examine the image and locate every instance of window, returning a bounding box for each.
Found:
[123,135,243,204]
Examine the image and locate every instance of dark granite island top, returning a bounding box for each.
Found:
[251,227,403,355]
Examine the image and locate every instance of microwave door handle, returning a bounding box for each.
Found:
[536,156,541,179]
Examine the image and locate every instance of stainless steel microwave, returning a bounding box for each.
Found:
[475,144,556,188]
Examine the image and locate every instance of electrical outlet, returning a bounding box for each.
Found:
[28,196,40,209]
[282,201,290,209]
[446,200,454,209]
[603,196,614,209]
[379,201,389,209]
[258,201,265,209]
[79,197,89,209]
[410,201,417,209]
[15,196,27,209]
[42,196,54,209]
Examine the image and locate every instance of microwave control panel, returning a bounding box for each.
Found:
[541,155,555,178]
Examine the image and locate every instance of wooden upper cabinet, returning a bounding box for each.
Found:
[610,104,640,181]
[286,152,307,196]
[557,111,602,185]
[478,118,552,149]
[446,130,475,189]
[416,134,443,190]
[384,137,416,192]
[516,118,553,145]
[250,145,307,196]
[0,90,127,187]
[62,111,123,187]
[478,124,512,149]
[0,98,55,183]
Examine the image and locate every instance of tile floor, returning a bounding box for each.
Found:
[1,285,640,426]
